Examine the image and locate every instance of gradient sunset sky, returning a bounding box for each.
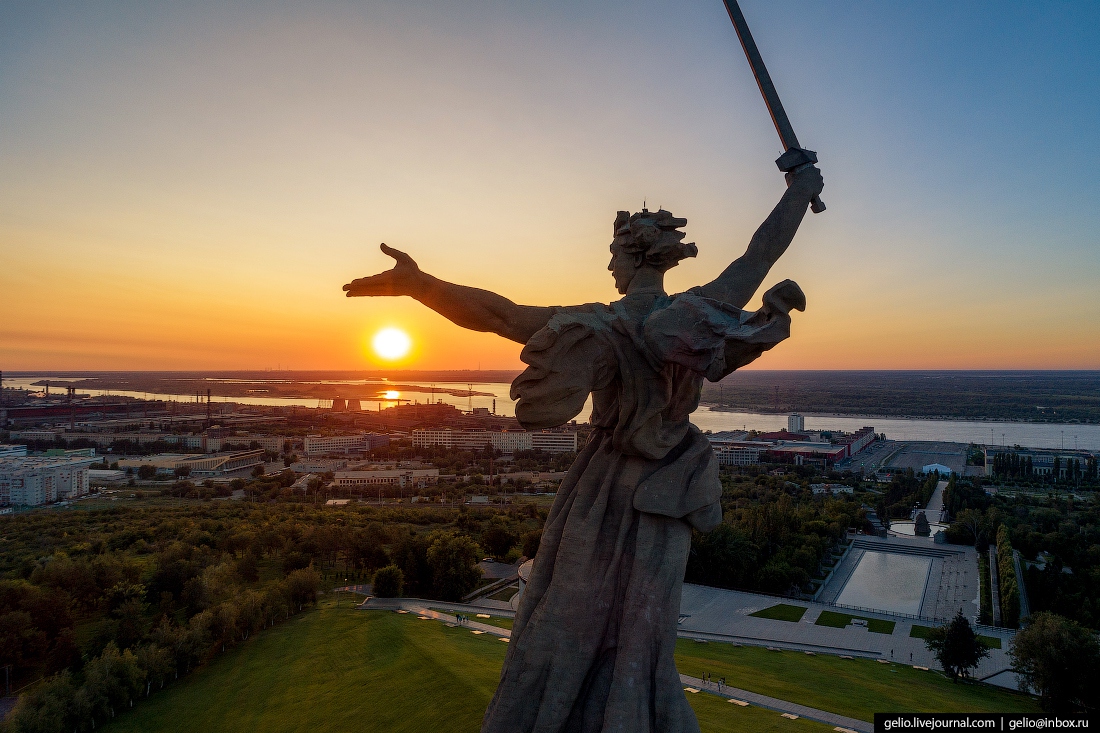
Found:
[2,1,1098,371]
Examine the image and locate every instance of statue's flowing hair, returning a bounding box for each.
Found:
[612,208,697,272]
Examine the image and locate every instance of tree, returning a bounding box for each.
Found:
[1010,612,1100,712]
[372,565,403,598]
[914,511,931,537]
[426,531,482,601]
[481,524,518,560]
[137,464,157,480]
[521,529,542,559]
[923,610,990,682]
[173,465,191,479]
[953,508,984,547]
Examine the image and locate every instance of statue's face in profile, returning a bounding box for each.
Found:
[608,245,638,294]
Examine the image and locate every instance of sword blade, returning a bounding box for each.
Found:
[722,0,825,213]
[721,0,799,151]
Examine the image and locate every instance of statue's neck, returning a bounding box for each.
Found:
[626,267,666,296]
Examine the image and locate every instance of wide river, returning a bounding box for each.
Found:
[5,377,1099,450]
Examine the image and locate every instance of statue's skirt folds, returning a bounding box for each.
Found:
[482,287,802,732]
[481,429,697,733]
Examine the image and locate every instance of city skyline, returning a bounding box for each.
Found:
[2,1,1099,371]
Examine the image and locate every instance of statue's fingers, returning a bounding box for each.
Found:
[379,242,415,266]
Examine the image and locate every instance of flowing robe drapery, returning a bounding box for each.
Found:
[481,281,804,733]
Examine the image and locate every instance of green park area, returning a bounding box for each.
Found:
[814,610,896,635]
[100,600,1037,733]
[749,604,808,622]
[909,624,1002,650]
[673,640,1037,722]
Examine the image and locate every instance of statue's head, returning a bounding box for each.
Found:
[608,209,697,294]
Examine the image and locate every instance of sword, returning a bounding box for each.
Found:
[722,0,826,213]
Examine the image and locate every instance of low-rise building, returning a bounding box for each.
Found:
[118,449,264,477]
[211,434,288,453]
[984,447,1097,479]
[810,483,854,495]
[0,456,95,506]
[0,444,28,459]
[290,459,348,474]
[334,468,440,490]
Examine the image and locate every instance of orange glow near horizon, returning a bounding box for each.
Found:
[1,4,1098,371]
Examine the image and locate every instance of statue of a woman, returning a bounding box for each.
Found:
[344,167,824,733]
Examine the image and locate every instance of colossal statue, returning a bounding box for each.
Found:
[344,166,824,732]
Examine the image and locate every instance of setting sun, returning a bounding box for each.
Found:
[383,390,401,400]
[372,327,412,360]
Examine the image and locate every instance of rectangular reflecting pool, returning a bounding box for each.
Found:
[835,551,931,616]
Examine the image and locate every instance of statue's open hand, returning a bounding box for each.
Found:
[343,244,424,297]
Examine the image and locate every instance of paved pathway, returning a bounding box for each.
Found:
[679,674,872,733]
[360,598,513,637]
[923,480,948,521]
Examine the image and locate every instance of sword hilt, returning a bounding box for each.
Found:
[776,147,826,214]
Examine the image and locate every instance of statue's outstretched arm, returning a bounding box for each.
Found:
[343,244,558,344]
[694,167,824,309]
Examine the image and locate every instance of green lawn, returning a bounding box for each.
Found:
[103,603,832,733]
[749,604,808,622]
[673,641,1038,723]
[100,602,1036,733]
[104,603,507,733]
[815,610,896,635]
[487,586,519,602]
[909,624,1002,649]
[474,615,514,631]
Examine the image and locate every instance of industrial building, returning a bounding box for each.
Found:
[0,456,95,506]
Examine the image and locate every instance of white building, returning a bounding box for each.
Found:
[530,432,578,453]
[211,434,288,453]
[713,443,766,466]
[788,414,805,433]
[411,428,577,454]
[0,456,95,506]
[304,433,389,456]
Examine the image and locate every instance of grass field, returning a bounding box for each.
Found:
[101,601,835,733]
[486,586,519,602]
[909,624,1002,649]
[100,600,1037,733]
[749,604,808,622]
[815,610,896,635]
[672,641,1037,722]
